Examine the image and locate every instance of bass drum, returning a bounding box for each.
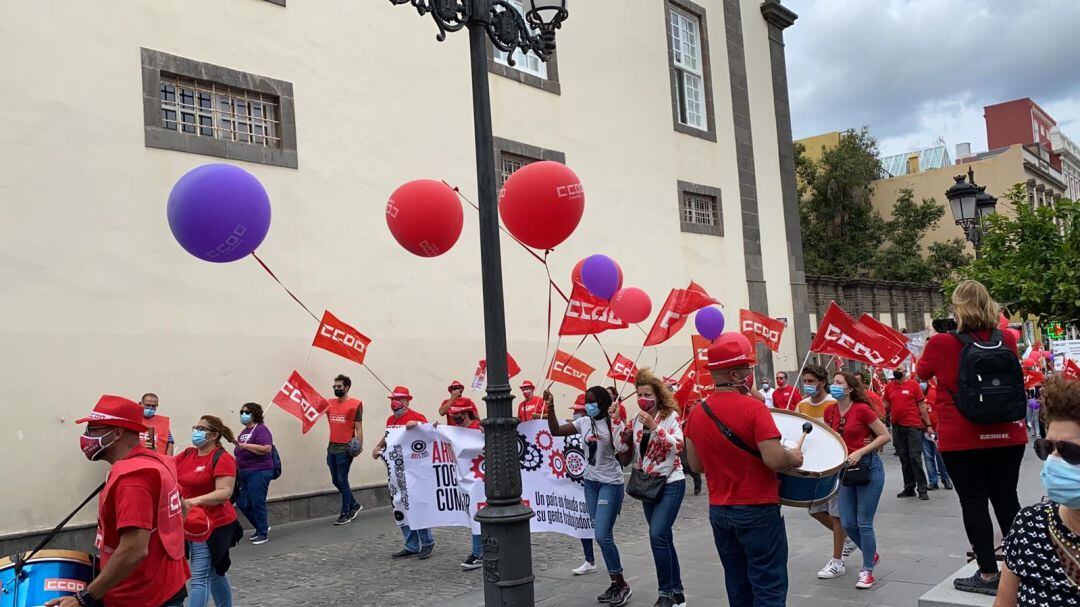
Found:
[0,549,95,607]
[770,409,848,508]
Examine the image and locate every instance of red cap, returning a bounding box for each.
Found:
[520,380,536,390]
[448,380,465,391]
[571,394,587,411]
[184,506,212,542]
[448,399,475,414]
[75,395,148,433]
[388,386,413,400]
[706,333,757,370]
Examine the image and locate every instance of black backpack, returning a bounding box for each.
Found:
[952,330,1026,424]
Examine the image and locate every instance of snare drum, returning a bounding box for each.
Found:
[770,409,848,508]
[0,549,94,607]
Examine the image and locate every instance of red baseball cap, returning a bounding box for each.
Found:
[571,394,587,411]
[706,333,757,370]
[448,399,475,414]
[447,380,465,391]
[520,380,536,390]
[184,507,212,542]
[388,386,413,400]
[75,395,147,433]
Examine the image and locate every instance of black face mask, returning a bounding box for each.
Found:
[333,388,346,398]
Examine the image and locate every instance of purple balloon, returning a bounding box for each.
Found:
[1028,398,1041,410]
[581,254,621,300]
[167,164,271,263]
[695,307,726,340]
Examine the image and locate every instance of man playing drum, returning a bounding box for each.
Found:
[684,333,803,607]
[48,395,189,607]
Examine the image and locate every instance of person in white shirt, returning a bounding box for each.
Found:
[760,378,775,408]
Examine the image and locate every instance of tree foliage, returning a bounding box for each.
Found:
[954,185,1080,323]
[868,189,971,283]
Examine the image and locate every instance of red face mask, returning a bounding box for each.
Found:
[637,396,657,412]
[390,399,408,412]
[80,428,119,461]
[775,377,786,387]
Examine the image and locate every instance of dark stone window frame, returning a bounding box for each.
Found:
[678,180,724,236]
[141,48,298,168]
[486,44,561,95]
[665,0,717,142]
[493,137,566,188]
[263,0,286,5]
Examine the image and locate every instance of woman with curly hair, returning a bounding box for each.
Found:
[996,377,1080,606]
[612,368,686,607]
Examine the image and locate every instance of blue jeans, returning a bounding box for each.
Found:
[326,451,357,516]
[400,525,435,552]
[838,453,885,571]
[922,437,951,485]
[236,468,272,536]
[472,533,482,558]
[643,479,686,596]
[581,538,595,563]
[709,504,788,607]
[188,540,233,607]
[584,479,625,575]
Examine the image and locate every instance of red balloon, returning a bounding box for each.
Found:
[386,180,463,257]
[998,314,1010,330]
[1023,357,1037,368]
[571,257,622,290]
[611,287,651,324]
[500,161,585,249]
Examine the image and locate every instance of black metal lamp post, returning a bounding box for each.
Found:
[945,167,997,257]
[387,2,568,605]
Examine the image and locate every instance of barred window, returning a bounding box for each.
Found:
[159,74,280,148]
[499,152,533,187]
[681,192,717,226]
[678,180,723,236]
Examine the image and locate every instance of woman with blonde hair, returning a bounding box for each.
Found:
[612,368,687,607]
[917,280,1027,596]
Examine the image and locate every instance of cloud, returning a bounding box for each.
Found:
[783,0,1080,156]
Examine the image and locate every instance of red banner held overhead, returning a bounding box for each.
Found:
[739,309,785,352]
[1064,358,1080,381]
[272,371,331,433]
[858,313,911,369]
[1024,368,1046,390]
[477,353,522,380]
[559,282,628,336]
[312,310,372,366]
[691,334,716,392]
[547,349,596,391]
[810,302,907,368]
[606,353,640,382]
[644,282,719,346]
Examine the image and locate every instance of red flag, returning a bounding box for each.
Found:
[739,309,785,352]
[858,313,911,369]
[272,371,331,433]
[1024,368,1046,389]
[691,335,715,391]
[810,302,907,368]
[1063,358,1080,381]
[477,353,522,379]
[558,282,628,336]
[643,282,719,346]
[674,351,714,410]
[606,353,639,382]
[546,349,596,391]
[312,310,372,366]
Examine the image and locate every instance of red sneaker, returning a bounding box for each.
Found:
[856,570,876,589]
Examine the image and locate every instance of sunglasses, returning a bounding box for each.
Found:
[1034,438,1080,465]
[192,425,212,432]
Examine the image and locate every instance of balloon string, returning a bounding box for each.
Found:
[666,356,694,380]
[618,342,647,400]
[545,334,589,392]
[538,250,555,388]
[251,253,393,394]
[301,344,314,375]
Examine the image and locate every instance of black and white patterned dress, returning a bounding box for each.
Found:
[1003,501,1080,606]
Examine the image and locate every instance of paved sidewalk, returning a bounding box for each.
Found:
[231,446,1045,606]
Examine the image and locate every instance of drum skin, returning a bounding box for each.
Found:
[770,409,848,508]
[0,549,94,607]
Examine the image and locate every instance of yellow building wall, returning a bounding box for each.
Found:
[794,131,841,162]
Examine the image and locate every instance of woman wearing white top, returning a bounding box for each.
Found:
[613,369,687,607]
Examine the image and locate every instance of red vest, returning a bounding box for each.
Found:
[96,448,185,563]
[327,398,361,443]
[139,415,171,453]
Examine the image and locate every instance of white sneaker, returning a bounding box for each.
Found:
[572,561,598,575]
[817,558,847,579]
[842,538,858,560]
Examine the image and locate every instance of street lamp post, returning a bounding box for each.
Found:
[388,2,568,605]
[945,167,997,258]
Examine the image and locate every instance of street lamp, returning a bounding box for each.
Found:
[388,1,569,605]
[945,167,997,256]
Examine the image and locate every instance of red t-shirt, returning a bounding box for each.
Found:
[386,409,428,428]
[517,396,545,421]
[175,448,238,530]
[925,384,940,426]
[443,398,480,426]
[464,419,482,431]
[824,402,880,454]
[684,391,782,506]
[101,468,190,607]
[916,330,1027,452]
[771,385,798,410]
[884,379,926,427]
[866,391,886,420]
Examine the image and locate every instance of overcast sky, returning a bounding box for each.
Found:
[783,0,1080,158]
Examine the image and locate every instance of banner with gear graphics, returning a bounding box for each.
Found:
[381,421,594,539]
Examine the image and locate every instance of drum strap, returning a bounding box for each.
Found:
[13,481,105,578]
[700,404,761,459]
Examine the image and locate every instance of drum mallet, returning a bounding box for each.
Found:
[795,422,813,451]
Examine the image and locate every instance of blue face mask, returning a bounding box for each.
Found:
[801,384,818,397]
[585,403,601,419]
[143,408,156,419]
[829,385,847,400]
[1042,455,1080,509]
[240,413,253,425]
[919,382,928,392]
[191,430,208,447]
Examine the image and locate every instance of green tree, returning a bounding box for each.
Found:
[868,189,972,282]
[953,185,1080,323]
